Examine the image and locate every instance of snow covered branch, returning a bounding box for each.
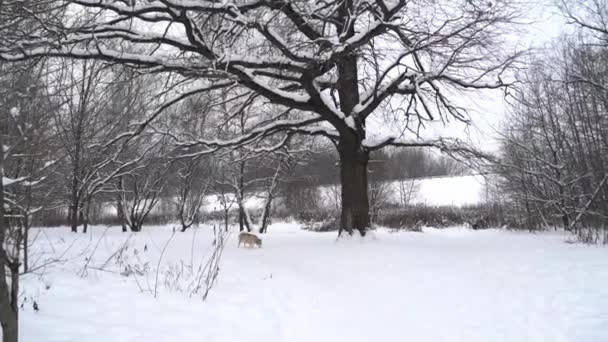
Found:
[0,0,522,137]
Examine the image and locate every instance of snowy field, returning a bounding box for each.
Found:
[406,174,487,206]
[315,175,487,209]
[99,175,488,218]
[16,223,608,342]
[218,174,488,210]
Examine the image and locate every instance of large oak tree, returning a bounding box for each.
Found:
[1,0,521,235]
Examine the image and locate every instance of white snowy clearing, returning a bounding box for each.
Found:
[315,175,487,209]
[16,223,608,342]
[100,175,486,218]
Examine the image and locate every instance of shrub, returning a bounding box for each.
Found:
[374,203,516,231]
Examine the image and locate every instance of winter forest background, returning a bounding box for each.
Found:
[1,0,608,341]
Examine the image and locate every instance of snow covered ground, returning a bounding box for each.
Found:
[17,223,608,342]
[316,174,487,207]
[407,174,487,206]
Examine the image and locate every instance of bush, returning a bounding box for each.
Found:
[374,203,516,231]
[34,208,69,227]
[302,217,340,232]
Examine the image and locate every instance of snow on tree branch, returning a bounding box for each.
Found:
[0,0,522,137]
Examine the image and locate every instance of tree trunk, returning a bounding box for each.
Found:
[82,197,91,233]
[130,216,142,232]
[69,145,81,233]
[0,135,18,342]
[239,205,251,232]
[0,258,18,342]
[237,160,247,232]
[562,213,570,231]
[22,216,29,273]
[259,196,273,234]
[223,209,229,233]
[333,3,367,236]
[116,177,127,232]
[9,262,19,324]
[337,136,370,236]
[118,205,127,232]
[259,161,282,234]
[69,199,79,233]
[238,205,245,232]
[180,220,191,232]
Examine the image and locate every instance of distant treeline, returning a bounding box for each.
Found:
[287,146,468,187]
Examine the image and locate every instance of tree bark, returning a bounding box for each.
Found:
[237,160,251,232]
[337,135,370,236]
[116,177,127,232]
[22,215,29,273]
[180,218,191,232]
[259,197,272,234]
[238,205,245,232]
[82,197,91,233]
[0,128,18,342]
[0,258,18,342]
[69,198,79,233]
[259,160,282,234]
[69,135,82,233]
[333,0,368,236]
[130,220,140,232]
[223,208,229,233]
[238,205,252,232]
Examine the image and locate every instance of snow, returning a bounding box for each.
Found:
[318,175,487,208]
[16,224,608,341]
[2,176,26,186]
[236,67,311,104]
[409,174,487,206]
[312,80,358,130]
[297,126,339,139]
[344,116,356,130]
[361,134,396,148]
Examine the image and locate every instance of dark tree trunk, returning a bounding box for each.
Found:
[9,262,19,322]
[82,197,91,233]
[238,205,244,232]
[1,145,19,342]
[562,213,570,231]
[259,195,273,234]
[130,221,142,232]
[238,205,251,232]
[22,216,29,273]
[0,260,18,342]
[69,199,79,233]
[116,177,127,232]
[237,160,250,232]
[333,0,368,236]
[119,208,127,232]
[259,161,282,234]
[129,212,145,232]
[69,138,81,233]
[337,134,370,236]
[223,209,229,233]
